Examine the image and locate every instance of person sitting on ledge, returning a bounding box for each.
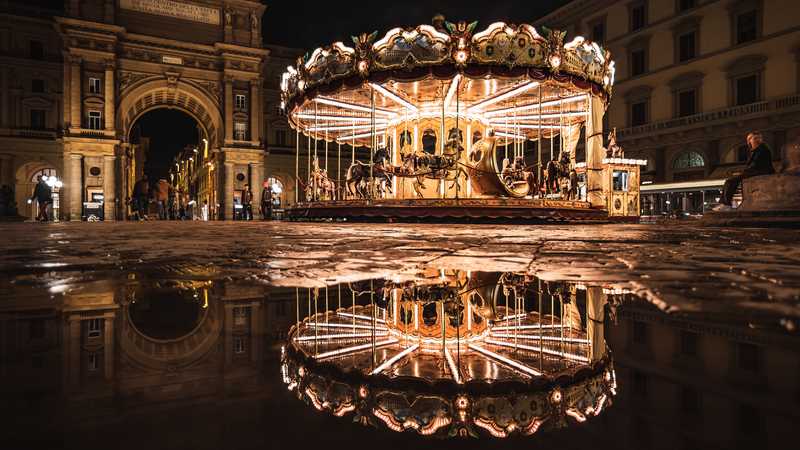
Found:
[714,131,775,211]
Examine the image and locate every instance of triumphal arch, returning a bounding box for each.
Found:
[56,0,267,220]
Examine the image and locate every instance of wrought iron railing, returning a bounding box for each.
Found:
[618,94,800,139]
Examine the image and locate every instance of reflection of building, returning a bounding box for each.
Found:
[0,277,296,431]
[536,0,800,216]
[595,299,797,449]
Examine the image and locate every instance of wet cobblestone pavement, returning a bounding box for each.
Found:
[1,221,798,326]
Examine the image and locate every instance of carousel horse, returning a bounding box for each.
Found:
[345,147,393,199]
[543,152,572,195]
[307,157,338,201]
[399,133,468,198]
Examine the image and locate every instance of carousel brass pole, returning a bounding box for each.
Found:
[455,81,460,199]
[307,132,311,200]
[538,285,543,371]
[440,83,445,198]
[313,288,318,355]
[295,287,299,330]
[370,89,375,199]
[338,283,341,310]
[295,129,299,204]
[441,300,446,362]
[352,287,356,334]
[325,286,329,324]
[538,86,542,182]
[337,141,341,200]
[559,96,564,161]
[371,279,376,369]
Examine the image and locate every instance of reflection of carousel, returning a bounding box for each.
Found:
[281,20,644,221]
[281,271,616,438]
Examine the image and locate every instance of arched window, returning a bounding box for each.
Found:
[672,151,705,170]
[30,168,57,182]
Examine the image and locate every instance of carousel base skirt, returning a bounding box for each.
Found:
[286,198,624,222]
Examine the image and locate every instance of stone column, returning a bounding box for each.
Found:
[103,155,116,221]
[61,54,70,129]
[224,304,234,365]
[250,79,260,143]
[70,56,82,129]
[68,154,83,221]
[0,68,8,128]
[223,161,234,220]
[103,315,114,380]
[586,287,607,362]
[65,316,81,389]
[224,77,233,143]
[250,162,263,218]
[250,302,261,363]
[104,61,115,131]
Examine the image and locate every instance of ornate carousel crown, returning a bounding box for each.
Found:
[280,21,615,114]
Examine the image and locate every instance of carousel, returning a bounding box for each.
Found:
[280,20,645,221]
[282,271,616,438]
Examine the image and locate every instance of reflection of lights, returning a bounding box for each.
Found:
[468,343,542,377]
[485,338,590,363]
[549,54,562,69]
[271,183,282,194]
[370,344,418,375]
[444,347,461,383]
[202,288,208,308]
[314,97,396,116]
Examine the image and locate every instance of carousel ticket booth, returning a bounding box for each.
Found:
[601,158,646,218]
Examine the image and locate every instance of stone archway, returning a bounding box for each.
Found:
[15,161,60,221]
[118,78,223,147]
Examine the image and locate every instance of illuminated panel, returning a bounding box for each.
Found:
[315,338,398,360]
[483,94,587,117]
[467,343,542,377]
[443,74,462,108]
[489,333,590,344]
[313,97,397,116]
[337,311,387,324]
[295,332,388,342]
[467,81,539,113]
[491,323,563,331]
[370,344,419,374]
[308,322,387,331]
[370,83,418,112]
[444,346,462,383]
[295,114,388,123]
[484,338,589,363]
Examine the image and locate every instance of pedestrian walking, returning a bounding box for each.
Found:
[30,176,52,222]
[242,184,253,220]
[154,178,170,220]
[261,181,272,220]
[132,175,150,221]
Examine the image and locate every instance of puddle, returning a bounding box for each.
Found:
[1,268,797,448]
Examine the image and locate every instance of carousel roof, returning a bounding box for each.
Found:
[280,21,616,147]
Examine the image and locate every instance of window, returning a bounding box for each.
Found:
[677,31,696,62]
[29,40,43,59]
[613,170,630,191]
[234,336,246,354]
[31,79,45,93]
[233,307,248,327]
[680,330,698,356]
[737,342,759,372]
[30,110,46,130]
[632,370,648,397]
[590,18,606,43]
[87,318,102,337]
[87,111,102,130]
[677,0,695,12]
[631,49,646,76]
[735,74,759,105]
[679,387,700,413]
[677,89,697,117]
[631,101,648,126]
[630,2,647,32]
[88,77,102,95]
[30,319,45,340]
[235,93,248,111]
[275,129,287,146]
[632,320,648,343]
[673,151,705,169]
[234,121,248,141]
[88,352,99,371]
[736,10,759,44]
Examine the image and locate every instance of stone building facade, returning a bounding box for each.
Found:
[0,0,276,221]
[536,0,800,214]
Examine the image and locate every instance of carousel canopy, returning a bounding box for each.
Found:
[280,21,615,147]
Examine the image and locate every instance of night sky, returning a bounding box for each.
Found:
[261,1,570,50]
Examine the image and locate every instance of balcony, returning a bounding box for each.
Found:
[2,128,58,139]
[618,94,800,140]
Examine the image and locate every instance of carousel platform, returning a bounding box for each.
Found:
[286,198,614,222]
